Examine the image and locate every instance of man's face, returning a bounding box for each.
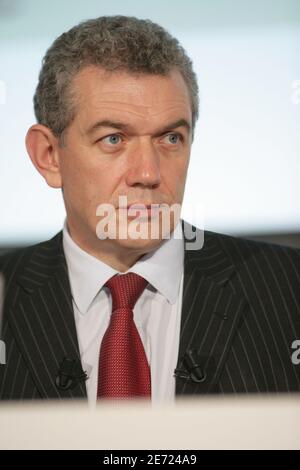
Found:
[57,65,192,256]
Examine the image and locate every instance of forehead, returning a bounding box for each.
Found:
[70,66,192,130]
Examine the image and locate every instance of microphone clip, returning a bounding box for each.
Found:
[56,357,88,391]
[174,349,206,384]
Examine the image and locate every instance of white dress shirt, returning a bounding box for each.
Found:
[62,220,184,404]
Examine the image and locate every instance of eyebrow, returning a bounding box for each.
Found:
[86,118,191,136]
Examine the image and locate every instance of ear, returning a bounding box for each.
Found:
[25,124,63,188]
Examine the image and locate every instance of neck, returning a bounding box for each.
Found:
[66,222,160,272]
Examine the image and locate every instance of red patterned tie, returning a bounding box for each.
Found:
[97,272,151,399]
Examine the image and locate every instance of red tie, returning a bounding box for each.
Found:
[97,272,151,399]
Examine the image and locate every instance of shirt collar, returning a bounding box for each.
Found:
[129,221,184,305]
[62,219,184,315]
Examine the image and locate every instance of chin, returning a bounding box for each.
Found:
[96,213,176,247]
[114,232,167,253]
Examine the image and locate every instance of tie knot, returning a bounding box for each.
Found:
[105,273,148,310]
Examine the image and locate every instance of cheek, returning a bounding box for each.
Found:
[163,159,189,189]
[61,151,109,200]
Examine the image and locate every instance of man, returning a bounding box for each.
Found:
[0,16,299,402]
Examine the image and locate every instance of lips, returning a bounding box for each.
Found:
[118,203,161,218]
[118,203,160,209]
[127,203,159,209]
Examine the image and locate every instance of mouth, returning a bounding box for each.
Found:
[119,203,161,218]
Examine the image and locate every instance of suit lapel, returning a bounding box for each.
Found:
[7,232,87,399]
[176,226,249,395]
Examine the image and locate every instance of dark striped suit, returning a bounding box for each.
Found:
[1,224,300,400]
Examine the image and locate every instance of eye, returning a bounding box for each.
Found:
[163,133,182,145]
[101,134,122,145]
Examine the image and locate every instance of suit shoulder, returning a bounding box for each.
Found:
[0,246,33,274]
[0,232,63,286]
[204,229,300,271]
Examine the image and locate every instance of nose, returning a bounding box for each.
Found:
[125,137,161,189]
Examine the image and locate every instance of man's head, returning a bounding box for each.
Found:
[26,16,199,270]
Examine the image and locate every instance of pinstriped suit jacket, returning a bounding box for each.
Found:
[0,225,300,400]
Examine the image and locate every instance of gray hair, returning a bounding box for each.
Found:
[34,16,199,143]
